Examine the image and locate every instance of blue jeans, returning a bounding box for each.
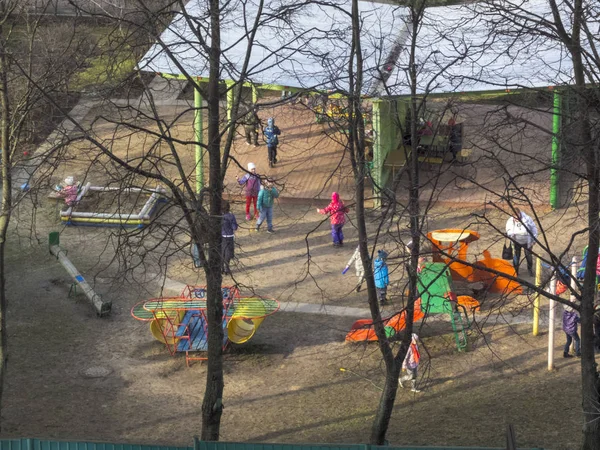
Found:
[256,206,273,231]
[331,223,344,245]
[564,332,581,355]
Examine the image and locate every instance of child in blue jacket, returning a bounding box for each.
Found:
[263,117,281,168]
[374,250,389,306]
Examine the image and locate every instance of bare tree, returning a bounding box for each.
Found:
[464,1,600,448]
[29,0,343,439]
[0,0,90,427]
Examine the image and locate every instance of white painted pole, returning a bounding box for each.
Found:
[548,276,556,371]
[50,244,112,316]
[138,192,159,219]
[60,210,141,219]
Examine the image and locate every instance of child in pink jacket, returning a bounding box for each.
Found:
[317,192,348,247]
[59,176,79,207]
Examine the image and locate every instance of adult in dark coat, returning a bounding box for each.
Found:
[221,201,238,275]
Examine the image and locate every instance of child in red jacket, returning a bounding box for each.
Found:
[317,192,348,247]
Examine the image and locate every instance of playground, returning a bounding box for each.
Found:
[0,193,589,450]
[2,68,592,450]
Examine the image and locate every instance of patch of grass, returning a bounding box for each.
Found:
[71,45,138,92]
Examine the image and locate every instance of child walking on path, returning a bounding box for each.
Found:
[243,105,260,146]
[236,162,260,220]
[374,249,389,305]
[562,304,581,358]
[317,192,348,247]
[343,245,366,292]
[221,201,238,275]
[263,117,281,168]
[256,180,279,233]
[399,333,421,392]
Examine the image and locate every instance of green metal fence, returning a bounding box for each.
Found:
[0,439,188,450]
[0,438,543,450]
[194,439,543,450]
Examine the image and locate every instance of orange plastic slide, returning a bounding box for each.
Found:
[345,299,425,342]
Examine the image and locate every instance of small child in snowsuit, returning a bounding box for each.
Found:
[317,192,348,247]
[263,117,281,168]
[59,176,79,207]
[343,245,366,292]
[399,333,421,393]
[562,304,581,358]
[221,201,238,275]
[374,249,389,305]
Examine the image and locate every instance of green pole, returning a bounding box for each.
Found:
[550,88,561,209]
[251,84,259,104]
[226,81,234,122]
[194,85,204,193]
[372,100,382,208]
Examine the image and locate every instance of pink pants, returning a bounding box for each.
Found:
[245,196,258,216]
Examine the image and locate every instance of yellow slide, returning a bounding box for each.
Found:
[227,298,267,344]
[149,309,184,345]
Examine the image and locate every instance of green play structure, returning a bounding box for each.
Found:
[418,262,471,352]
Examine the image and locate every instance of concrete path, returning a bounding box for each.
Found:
[139,76,188,103]
[157,273,372,317]
[155,273,547,327]
[14,96,96,191]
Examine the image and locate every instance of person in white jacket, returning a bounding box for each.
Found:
[343,245,366,292]
[505,208,538,276]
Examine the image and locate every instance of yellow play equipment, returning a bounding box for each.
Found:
[131,286,279,365]
[227,298,268,344]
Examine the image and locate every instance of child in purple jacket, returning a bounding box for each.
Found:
[562,304,581,358]
[236,162,260,220]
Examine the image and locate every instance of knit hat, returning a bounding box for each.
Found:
[64,176,75,186]
[248,162,256,170]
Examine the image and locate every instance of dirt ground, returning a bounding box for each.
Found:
[0,197,591,450]
[0,95,593,450]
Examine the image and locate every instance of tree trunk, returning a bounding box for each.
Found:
[345,0,403,443]
[580,173,600,450]
[371,361,401,445]
[567,1,600,445]
[200,0,224,440]
[0,21,11,432]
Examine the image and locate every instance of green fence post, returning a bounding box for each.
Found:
[49,231,60,249]
[550,88,561,209]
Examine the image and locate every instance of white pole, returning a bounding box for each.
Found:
[548,276,556,371]
[138,192,159,219]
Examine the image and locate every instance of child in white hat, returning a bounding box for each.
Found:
[236,163,260,220]
[59,176,79,206]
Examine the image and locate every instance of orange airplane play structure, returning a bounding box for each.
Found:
[345,299,425,342]
[427,229,522,294]
[345,262,480,350]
